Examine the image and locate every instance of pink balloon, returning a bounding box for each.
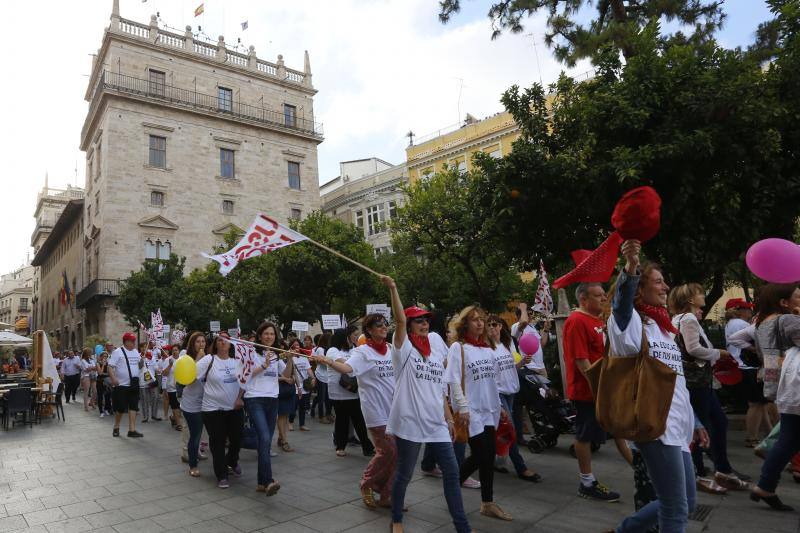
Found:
[746,238,800,283]
[519,333,540,355]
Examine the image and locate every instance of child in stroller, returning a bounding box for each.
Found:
[516,368,577,453]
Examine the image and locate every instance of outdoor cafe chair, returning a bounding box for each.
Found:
[36,383,64,423]
[2,387,34,429]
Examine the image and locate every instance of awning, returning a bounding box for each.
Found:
[0,331,33,345]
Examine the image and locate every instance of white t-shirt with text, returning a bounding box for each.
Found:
[494,342,520,395]
[444,342,501,437]
[241,353,286,399]
[511,322,545,370]
[198,356,240,411]
[347,344,396,428]
[326,347,359,401]
[108,347,142,387]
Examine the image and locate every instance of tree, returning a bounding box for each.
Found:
[468,23,800,308]
[387,168,530,316]
[116,255,191,330]
[438,0,725,64]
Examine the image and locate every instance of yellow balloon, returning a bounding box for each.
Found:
[174,354,197,385]
[512,351,523,364]
[357,334,367,346]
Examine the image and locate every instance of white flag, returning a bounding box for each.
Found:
[202,213,309,276]
[532,260,553,315]
[228,336,266,385]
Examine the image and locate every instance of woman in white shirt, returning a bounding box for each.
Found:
[668,284,747,493]
[180,332,209,477]
[236,321,294,496]
[383,278,470,533]
[486,314,541,482]
[311,333,334,424]
[287,338,315,431]
[445,305,511,522]
[311,277,397,510]
[79,348,97,412]
[198,333,244,489]
[326,326,375,457]
[609,241,708,533]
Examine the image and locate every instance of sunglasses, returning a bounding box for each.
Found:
[487,322,501,328]
[369,319,389,328]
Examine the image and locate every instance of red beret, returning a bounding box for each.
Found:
[611,186,661,243]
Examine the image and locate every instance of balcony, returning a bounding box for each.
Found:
[75,279,121,309]
[93,71,323,140]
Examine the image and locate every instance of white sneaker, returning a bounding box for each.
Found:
[462,477,481,489]
[269,450,278,457]
[100,412,106,418]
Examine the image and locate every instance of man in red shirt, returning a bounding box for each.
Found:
[563,282,630,502]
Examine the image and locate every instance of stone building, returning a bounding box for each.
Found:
[0,265,34,335]
[30,200,86,350]
[320,159,407,254]
[406,112,518,183]
[72,2,323,340]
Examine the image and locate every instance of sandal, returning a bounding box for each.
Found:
[715,472,749,491]
[174,425,183,432]
[265,481,281,496]
[336,450,347,457]
[480,502,513,521]
[361,487,377,509]
[696,477,727,495]
[281,442,294,452]
[189,468,200,477]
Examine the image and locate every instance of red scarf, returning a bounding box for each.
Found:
[464,335,489,348]
[367,338,388,356]
[637,303,678,335]
[409,333,431,357]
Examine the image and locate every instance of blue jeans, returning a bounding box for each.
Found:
[421,443,437,471]
[688,387,732,475]
[759,413,800,492]
[617,442,695,533]
[392,437,471,532]
[244,397,279,485]
[182,411,204,468]
[499,393,529,475]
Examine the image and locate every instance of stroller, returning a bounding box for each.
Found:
[517,369,576,453]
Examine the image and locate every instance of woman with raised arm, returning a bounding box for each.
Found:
[311,277,397,510]
[608,240,708,533]
[445,305,512,522]
[379,277,471,533]
[236,321,294,496]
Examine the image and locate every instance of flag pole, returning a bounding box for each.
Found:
[215,334,309,358]
[303,238,383,277]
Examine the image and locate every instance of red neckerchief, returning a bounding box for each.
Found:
[409,333,431,357]
[637,303,678,335]
[366,338,388,355]
[464,335,489,348]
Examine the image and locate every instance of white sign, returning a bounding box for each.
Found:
[321,315,342,330]
[292,321,310,332]
[209,321,221,332]
[162,325,171,335]
[227,328,239,338]
[367,304,391,320]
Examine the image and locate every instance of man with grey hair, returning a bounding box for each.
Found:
[563,282,631,502]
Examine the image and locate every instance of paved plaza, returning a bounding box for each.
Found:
[1,399,799,533]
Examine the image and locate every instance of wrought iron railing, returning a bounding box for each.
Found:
[75,279,121,309]
[99,71,323,138]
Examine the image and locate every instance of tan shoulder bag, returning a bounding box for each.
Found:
[585,327,677,442]
[450,343,470,443]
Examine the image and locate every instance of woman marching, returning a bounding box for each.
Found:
[609,240,708,533]
[486,314,541,483]
[180,332,209,477]
[326,326,375,457]
[288,337,315,432]
[311,277,398,509]
[79,348,97,412]
[237,321,294,495]
[445,306,513,521]
[382,277,471,533]
[198,333,245,489]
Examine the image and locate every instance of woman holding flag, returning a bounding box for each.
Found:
[311,277,398,510]
[236,322,295,495]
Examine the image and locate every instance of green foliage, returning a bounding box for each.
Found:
[386,168,530,317]
[116,255,191,329]
[470,20,800,308]
[83,334,108,350]
[438,0,725,64]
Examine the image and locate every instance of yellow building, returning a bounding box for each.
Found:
[406,112,520,183]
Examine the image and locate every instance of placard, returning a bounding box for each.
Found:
[227,328,239,338]
[209,321,221,332]
[321,315,342,330]
[366,304,391,320]
[162,325,171,335]
[292,321,310,332]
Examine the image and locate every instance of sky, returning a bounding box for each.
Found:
[0,0,774,274]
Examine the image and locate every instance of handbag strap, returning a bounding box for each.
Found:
[459,342,466,395]
[203,356,214,382]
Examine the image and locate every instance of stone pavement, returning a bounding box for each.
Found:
[1,397,799,533]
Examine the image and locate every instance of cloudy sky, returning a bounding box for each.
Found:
[0,0,772,274]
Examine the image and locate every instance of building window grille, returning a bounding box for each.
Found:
[222,200,234,215]
[218,87,233,112]
[149,70,166,97]
[288,161,301,190]
[220,148,235,178]
[149,135,167,168]
[151,191,164,207]
[284,104,297,127]
[290,208,301,220]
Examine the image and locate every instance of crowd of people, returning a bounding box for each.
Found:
[49,239,800,533]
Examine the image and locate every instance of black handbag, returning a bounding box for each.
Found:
[278,380,294,399]
[675,315,713,389]
[339,373,358,393]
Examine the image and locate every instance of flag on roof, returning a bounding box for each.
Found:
[194,3,204,17]
[241,20,248,30]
